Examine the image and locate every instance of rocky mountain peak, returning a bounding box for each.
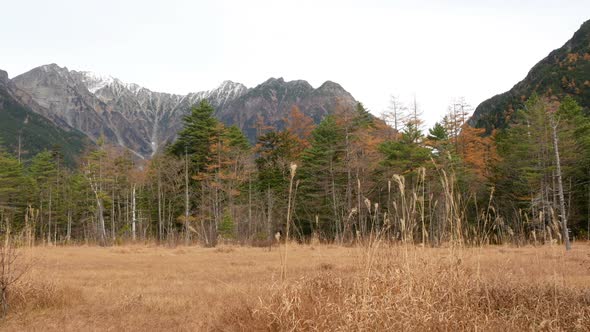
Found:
[9,64,357,158]
[74,70,116,93]
[39,63,71,78]
[261,77,284,85]
[209,80,248,99]
[0,70,8,88]
[318,80,344,92]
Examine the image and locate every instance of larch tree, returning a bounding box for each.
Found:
[382,95,408,137]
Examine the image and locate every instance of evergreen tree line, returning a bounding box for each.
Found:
[0,96,588,247]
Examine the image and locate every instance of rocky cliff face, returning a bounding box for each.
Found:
[0,68,90,165]
[10,64,356,158]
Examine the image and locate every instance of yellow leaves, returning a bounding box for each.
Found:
[192,173,208,181]
[176,215,198,223]
[561,76,577,91]
[209,181,223,190]
[566,53,579,64]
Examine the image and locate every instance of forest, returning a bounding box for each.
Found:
[1,94,588,249]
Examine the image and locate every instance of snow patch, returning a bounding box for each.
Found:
[80,71,116,93]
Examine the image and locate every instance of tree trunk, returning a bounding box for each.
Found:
[551,116,571,251]
[132,184,137,242]
[248,176,252,240]
[157,169,163,243]
[184,151,190,245]
[48,187,52,245]
[66,209,72,243]
[111,183,116,242]
[95,195,107,246]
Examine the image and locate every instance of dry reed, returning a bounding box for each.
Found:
[1,244,588,331]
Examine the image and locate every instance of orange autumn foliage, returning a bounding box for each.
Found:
[459,124,498,183]
[284,106,315,152]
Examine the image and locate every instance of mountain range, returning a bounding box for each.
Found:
[1,64,356,161]
[469,19,590,131]
[9,20,587,164]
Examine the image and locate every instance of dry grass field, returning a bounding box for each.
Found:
[1,242,590,331]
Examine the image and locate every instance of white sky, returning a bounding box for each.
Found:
[2,0,589,128]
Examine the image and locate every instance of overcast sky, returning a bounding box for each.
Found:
[2,0,589,127]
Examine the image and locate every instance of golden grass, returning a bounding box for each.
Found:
[1,243,589,331]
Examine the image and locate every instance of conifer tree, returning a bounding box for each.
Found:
[30,151,58,243]
[0,153,25,209]
[169,100,219,172]
[299,116,346,239]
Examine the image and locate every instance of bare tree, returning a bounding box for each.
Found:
[0,218,31,318]
[382,95,408,136]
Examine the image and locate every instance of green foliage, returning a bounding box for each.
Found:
[379,140,431,176]
[255,131,298,192]
[472,20,590,132]
[223,125,250,150]
[30,150,57,188]
[491,95,590,230]
[169,100,220,172]
[353,102,373,128]
[0,152,26,207]
[0,89,90,167]
[428,122,449,141]
[402,121,423,144]
[380,119,431,180]
[493,95,550,205]
[298,116,346,236]
[218,209,235,240]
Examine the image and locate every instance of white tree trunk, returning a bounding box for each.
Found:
[551,116,571,251]
[132,184,137,242]
[94,194,107,246]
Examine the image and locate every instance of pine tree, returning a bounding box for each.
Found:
[428,122,449,142]
[169,100,219,173]
[378,133,431,179]
[30,151,58,243]
[299,116,346,239]
[492,94,563,239]
[0,153,25,208]
[218,208,235,240]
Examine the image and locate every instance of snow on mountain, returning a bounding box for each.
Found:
[11,64,356,159]
[78,71,115,93]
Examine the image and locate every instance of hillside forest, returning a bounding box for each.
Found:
[0,95,589,248]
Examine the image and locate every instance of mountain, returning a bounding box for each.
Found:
[0,69,90,166]
[10,65,356,158]
[215,77,356,139]
[469,20,590,131]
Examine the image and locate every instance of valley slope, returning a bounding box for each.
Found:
[469,19,590,131]
[0,69,90,166]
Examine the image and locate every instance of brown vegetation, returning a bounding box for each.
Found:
[0,243,589,331]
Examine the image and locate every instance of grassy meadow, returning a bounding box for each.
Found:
[1,243,590,331]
